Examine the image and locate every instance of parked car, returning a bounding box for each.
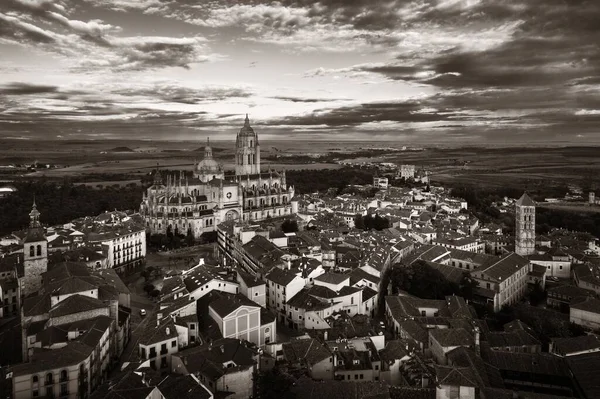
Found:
[140,309,147,316]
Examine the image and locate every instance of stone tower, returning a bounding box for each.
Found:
[515,193,535,256]
[21,200,47,297]
[235,114,260,176]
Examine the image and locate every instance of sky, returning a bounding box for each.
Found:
[0,0,599,144]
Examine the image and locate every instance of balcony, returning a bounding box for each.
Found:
[160,347,169,355]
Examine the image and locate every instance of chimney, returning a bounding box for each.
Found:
[324,331,328,341]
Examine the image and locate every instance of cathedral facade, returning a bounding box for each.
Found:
[140,115,297,239]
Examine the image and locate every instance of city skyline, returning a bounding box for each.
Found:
[1,0,600,143]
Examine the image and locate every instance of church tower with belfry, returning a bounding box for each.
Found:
[21,200,48,297]
[515,192,536,256]
[235,114,260,176]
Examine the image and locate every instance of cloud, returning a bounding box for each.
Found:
[270,96,347,103]
[0,0,219,72]
[0,82,59,95]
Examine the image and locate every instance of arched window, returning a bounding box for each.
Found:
[45,373,53,385]
[60,370,68,382]
[36,245,41,256]
[29,245,34,257]
[32,375,38,384]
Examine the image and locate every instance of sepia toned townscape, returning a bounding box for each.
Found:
[1,0,600,399]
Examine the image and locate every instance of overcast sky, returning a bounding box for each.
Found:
[1,0,599,143]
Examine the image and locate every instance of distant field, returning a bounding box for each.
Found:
[538,203,600,213]
[74,179,141,187]
[0,140,598,191]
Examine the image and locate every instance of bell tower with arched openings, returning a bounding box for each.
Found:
[21,199,48,297]
[235,114,260,176]
[515,192,536,256]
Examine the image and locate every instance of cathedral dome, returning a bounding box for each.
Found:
[195,137,223,175]
[196,158,222,173]
[238,114,256,137]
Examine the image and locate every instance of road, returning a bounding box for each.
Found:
[121,289,156,364]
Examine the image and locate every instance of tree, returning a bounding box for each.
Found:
[150,289,160,298]
[459,273,479,301]
[254,368,296,399]
[143,283,155,294]
[281,219,299,233]
[354,214,365,230]
[390,260,460,299]
[186,227,195,247]
[166,225,173,239]
[528,281,546,306]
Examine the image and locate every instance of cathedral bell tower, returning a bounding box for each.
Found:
[22,199,48,297]
[235,114,260,176]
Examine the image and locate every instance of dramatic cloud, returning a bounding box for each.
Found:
[1,0,600,142]
[0,83,58,95]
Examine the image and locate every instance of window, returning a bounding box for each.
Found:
[45,373,53,385]
[29,246,34,257]
[171,340,177,348]
[32,390,39,397]
[255,292,259,296]
[60,383,68,396]
[32,375,39,384]
[60,370,68,382]
[375,365,379,370]
[190,324,195,330]
[355,375,359,380]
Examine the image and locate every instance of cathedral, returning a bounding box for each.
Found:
[140,115,297,239]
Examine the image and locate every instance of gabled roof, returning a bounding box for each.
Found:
[50,294,107,319]
[429,328,473,347]
[435,365,478,387]
[157,374,212,399]
[139,317,178,346]
[173,338,256,379]
[265,267,300,286]
[551,335,600,355]
[314,272,350,285]
[209,293,260,319]
[570,298,600,314]
[237,269,265,288]
[282,338,332,366]
[23,292,51,317]
[516,193,535,207]
[477,253,529,282]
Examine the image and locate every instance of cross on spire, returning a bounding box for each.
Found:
[29,198,41,228]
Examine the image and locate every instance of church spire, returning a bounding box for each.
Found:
[204,137,213,159]
[29,198,41,228]
[153,163,163,186]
